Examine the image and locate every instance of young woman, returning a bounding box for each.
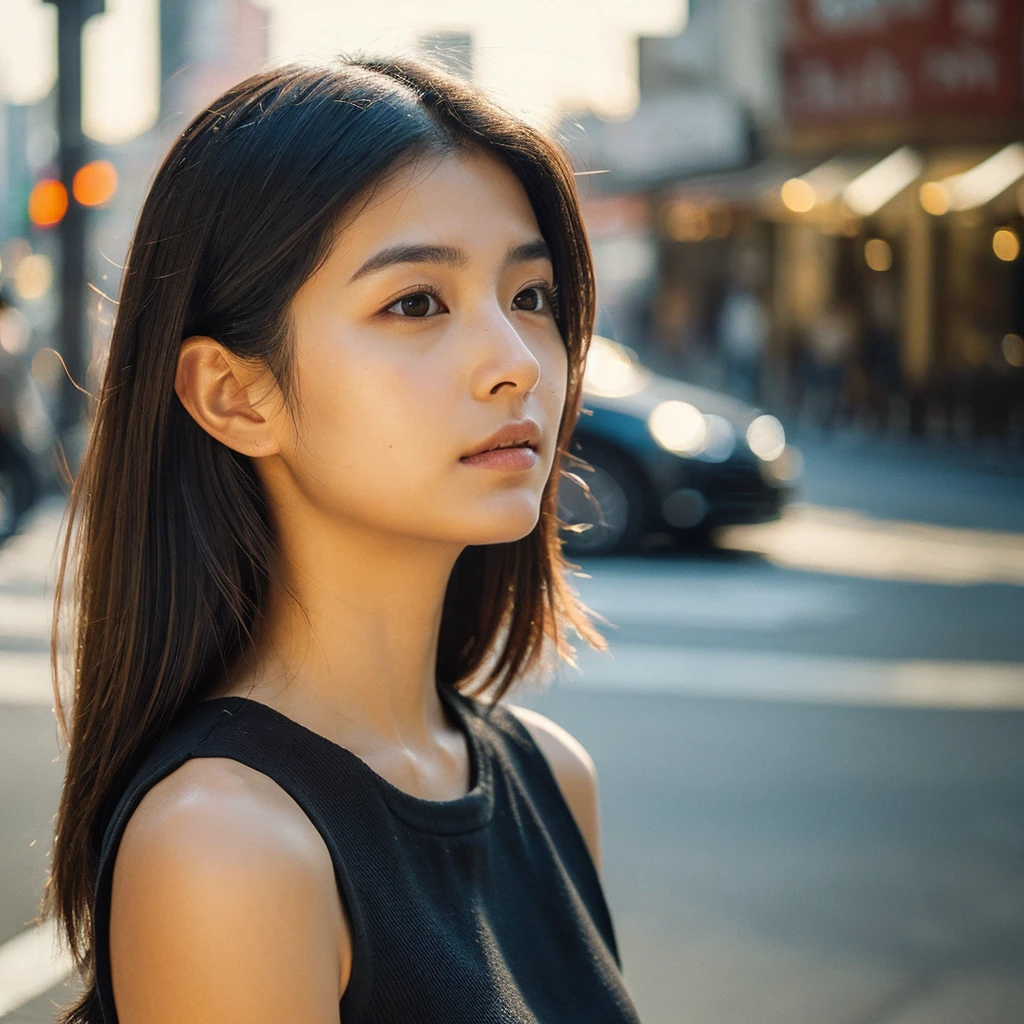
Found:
[42,55,642,1023]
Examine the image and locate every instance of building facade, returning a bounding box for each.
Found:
[575,0,1024,440]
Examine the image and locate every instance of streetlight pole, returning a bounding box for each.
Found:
[42,0,105,461]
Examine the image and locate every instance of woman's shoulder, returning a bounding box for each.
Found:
[109,756,353,1017]
[500,703,603,878]
[501,703,597,779]
[118,754,328,857]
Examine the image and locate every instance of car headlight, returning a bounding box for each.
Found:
[701,415,736,462]
[583,341,647,398]
[648,401,707,456]
[745,414,786,461]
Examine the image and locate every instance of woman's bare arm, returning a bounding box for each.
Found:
[109,757,350,1023]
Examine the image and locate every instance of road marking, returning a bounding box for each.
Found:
[553,643,1024,710]
[570,570,860,630]
[0,498,65,591]
[0,653,54,706]
[0,919,74,1018]
[0,593,52,642]
[718,503,1024,586]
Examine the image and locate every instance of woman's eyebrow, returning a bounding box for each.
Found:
[505,239,552,270]
[348,238,552,284]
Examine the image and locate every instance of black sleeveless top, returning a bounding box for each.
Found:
[91,681,643,1023]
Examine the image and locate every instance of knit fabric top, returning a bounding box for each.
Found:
[91,680,643,1023]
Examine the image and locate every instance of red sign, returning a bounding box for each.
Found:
[783,0,1024,127]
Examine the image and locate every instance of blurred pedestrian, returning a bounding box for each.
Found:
[860,280,904,434]
[43,55,641,1024]
[716,248,768,403]
[807,300,857,434]
[0,287,39,536]
[717,286,768,403]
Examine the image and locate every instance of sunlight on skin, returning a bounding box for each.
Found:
[718,503,1024,587]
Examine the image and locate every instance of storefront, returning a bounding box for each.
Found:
[774,0,1024,437]
[637,0,1024,438]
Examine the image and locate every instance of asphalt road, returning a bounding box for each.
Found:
[2,430,1023,1023]
[514,432,1024,1023]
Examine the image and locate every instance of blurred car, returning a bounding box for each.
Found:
[558,335,802,555]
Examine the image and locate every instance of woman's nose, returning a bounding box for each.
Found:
[468,309,542,399]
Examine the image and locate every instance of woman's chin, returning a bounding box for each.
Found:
[456,507,541,547]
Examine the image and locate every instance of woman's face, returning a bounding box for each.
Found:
[258,147,569,547]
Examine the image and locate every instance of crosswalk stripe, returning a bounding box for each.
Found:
[553,643,1024,710]
[0,653,53,706]
[0,919,74,1018]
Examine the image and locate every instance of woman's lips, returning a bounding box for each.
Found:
[459,446,539,470]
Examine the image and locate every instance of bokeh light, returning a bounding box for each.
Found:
[664,202,712,242]
[648,401,708,455]
[919,181,950,215]
[72,160,118,206]
[781,178,815,213]
[992,228,1020,262]
[745,415,786,461]
[0,302,30,353]
[27,179,68,228]
[701,415,737,462]
[583,336,648,398]
[14,253,54,301]
[1003,333,1024,367]
[31,347,64,390]
[864,238,893,272]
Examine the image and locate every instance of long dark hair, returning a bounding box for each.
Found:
[41,53,605,1021]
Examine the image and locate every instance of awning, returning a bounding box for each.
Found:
[663,156,807,206]
[657,143,1024,223]
[919,143,1024,214]
[842,147,924,216]
[663,152,890,214]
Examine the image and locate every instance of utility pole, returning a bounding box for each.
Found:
[43,0,105,457]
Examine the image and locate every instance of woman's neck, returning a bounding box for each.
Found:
[218,511,465,758]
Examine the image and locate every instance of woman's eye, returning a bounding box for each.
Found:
[516,284,557,311]
[387,291,445,318]
[512,286,551,313]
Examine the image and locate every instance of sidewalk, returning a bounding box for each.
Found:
[0,494,67,708]
[0,495,80,1023]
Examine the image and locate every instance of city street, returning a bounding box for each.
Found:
[2,431,1023,1022]
[3,0,1022,1020]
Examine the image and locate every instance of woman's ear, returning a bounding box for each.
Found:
[174,337,281,457]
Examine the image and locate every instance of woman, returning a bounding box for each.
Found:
[41,54,642,1023]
